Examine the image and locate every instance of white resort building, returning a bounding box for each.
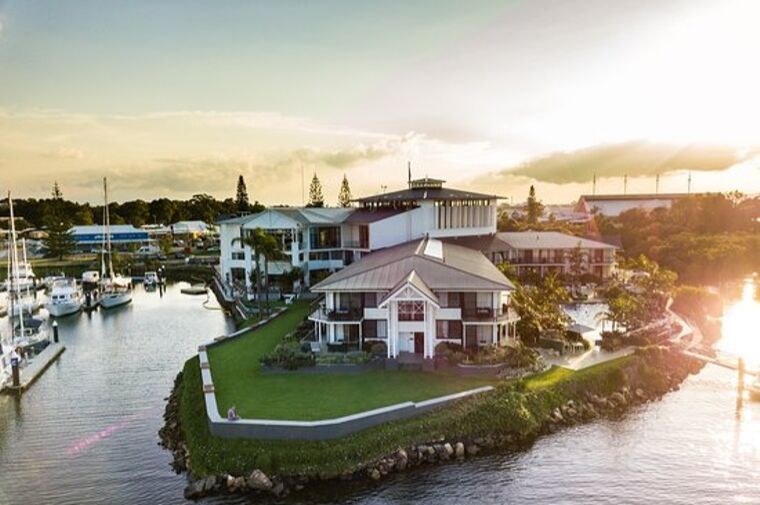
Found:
[217,176,501,292]
[309,237,518,361]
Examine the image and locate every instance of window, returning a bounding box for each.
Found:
[436,320,462,339]
[232,252,245,260]
[363,319,387,339]
[364,292,377,308]
[398,301,425,321]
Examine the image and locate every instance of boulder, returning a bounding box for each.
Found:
[369,468,381,480]
[466,443,480,456]
[248,469,274,491]
[635,388,646,400]
[455,442,465,459]
[610,392,627,406]
[443,443,454,458]
[183,480,206,500]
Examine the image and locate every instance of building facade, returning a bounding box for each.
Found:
[309,237,518,360]
[217,177,502,293]
[448,231,618,279]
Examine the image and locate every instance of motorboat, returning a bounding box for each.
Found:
[98,178,133,310]
[180,283,207,295]
[81,287,100,311]
[43,273,67,291]
[82,270,101,286]
[45,278,83,317]
[143,271,159,288]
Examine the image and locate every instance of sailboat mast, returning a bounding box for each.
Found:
[8,193,24,339]
[104,177,114,279]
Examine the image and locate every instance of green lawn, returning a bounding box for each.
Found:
[207,301,494,421]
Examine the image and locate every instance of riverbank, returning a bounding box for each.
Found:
[161,345,704,501]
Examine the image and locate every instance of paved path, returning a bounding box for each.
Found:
[540,345,636,371]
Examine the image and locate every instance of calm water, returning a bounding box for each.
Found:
[0,283,233,505]
[0,282,758,505]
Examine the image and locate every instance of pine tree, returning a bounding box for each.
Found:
[525,185,544,224]
[307,172,325,208]
[235,175,250,212]
[338,174,352,207]
[42,181,75,260]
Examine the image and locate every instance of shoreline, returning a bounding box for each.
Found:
[159,346,704,501]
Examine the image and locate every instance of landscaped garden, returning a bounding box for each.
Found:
[206,301,495,421]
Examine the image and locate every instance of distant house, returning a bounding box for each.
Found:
[575,193,695,217]
[170,221,215,239]
[309,237,518,359]
[447,231,618,280]
[69,225,149,251]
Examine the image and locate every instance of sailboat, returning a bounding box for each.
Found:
[99,178,133,309]
[5,211,41,317]
[5,192,49,354]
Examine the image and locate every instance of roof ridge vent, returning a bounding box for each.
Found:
[422,237,443,260]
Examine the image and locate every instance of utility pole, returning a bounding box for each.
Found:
[407,161,412,188]
[687,172,692,194]
[301,165,305,205]
[592,173,597,195]
[655,173,660,194]
[623,174,628,195]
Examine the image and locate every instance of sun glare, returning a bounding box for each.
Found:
[717,278,760,368]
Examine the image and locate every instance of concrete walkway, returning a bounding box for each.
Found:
[540,345,635,371]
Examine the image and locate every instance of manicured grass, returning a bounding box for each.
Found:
[207,301,493,420]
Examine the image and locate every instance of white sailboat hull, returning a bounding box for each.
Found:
[100,291,132,309]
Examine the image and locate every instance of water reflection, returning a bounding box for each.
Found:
[717,277,760,368]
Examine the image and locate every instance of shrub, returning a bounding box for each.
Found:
[260,342,315,370]
[315,351,371,365]
[369,342,387,357]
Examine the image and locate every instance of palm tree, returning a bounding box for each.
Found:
[234,227,268,316]
[258,234,282,315]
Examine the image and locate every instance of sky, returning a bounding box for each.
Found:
[1,0,759,205]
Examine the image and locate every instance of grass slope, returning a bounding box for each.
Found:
[181,348,636,477]
[207,301,493,420]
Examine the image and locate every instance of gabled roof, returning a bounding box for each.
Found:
[311,237,514,293]
[220,207,353,227]
[378,270,439,307]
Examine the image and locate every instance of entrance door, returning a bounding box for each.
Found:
[414,332,424,354]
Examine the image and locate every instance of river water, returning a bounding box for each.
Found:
[0,282,758,505]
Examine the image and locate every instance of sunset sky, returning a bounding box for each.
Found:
[1,0,759,204]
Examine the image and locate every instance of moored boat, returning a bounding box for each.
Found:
[143,271,159,288]
[180,283,207,295]
[82,270,101,286]
[45,278,83,317]
[98,178,133,310]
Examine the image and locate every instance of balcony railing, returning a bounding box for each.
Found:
[342,240,369,249]
[461,307,518,322]
[310,307,364,322]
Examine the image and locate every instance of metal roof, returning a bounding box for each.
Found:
[495,231,618,250]
[311,237,514,293]
[353,186,503,204]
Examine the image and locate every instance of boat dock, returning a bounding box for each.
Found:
[3,343,66,393]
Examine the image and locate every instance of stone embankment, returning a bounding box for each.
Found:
[160,348,703,501]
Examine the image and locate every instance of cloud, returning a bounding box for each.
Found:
[502,141,742,184]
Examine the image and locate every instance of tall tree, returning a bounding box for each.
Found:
[42,181,75,260]
[525,185,544,224]
[259,233,282,315]
[235,175,250,212]
[307,172,325,208]
[338,174,352,207]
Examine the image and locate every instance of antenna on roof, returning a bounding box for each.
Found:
[301,165,305,205]
[688,172,692,194]
[407,161,412,188]
[655,173,660,194]
[623,174,628,195]
[592,173,597,195]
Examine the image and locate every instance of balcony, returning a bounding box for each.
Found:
[309,307,364,322]
[462,307,518,322]
[342,239,369,250]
